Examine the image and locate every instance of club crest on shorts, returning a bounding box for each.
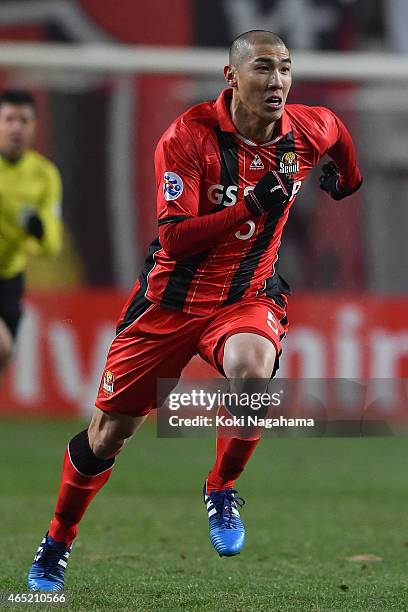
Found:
[103,370,115,396]
[279,152,300,178]
[163,171,184,200]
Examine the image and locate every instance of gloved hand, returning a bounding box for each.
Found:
[319,161,362,201]
[245,170,291,217]
[25,213,44,239]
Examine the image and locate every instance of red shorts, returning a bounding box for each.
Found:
[95,296,288,417]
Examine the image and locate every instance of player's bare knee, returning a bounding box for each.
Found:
[223,333,276,381]
[229,360,273,380]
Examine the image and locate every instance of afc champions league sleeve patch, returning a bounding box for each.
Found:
[163,171,184,201]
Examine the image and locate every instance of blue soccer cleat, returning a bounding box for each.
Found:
[28,533,71,591]
[203,481,246,557]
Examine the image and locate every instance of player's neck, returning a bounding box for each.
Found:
[230,101,276,143]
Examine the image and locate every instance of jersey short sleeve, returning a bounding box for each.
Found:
[154,120,202,225]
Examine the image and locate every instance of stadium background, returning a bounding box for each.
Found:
[0,0,406,416]
[1,2,408,609]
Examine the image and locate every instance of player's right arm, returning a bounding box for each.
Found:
[156,122,289,259]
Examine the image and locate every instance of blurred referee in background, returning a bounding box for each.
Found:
[0,90,62,376]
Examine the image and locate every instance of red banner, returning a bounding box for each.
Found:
[0,291,407,417]
[78,0,192,45]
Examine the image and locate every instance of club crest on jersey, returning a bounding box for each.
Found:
[250,154,264,170]
[279,152,300,177]
[103,370,115,396]
[163,171,184,201]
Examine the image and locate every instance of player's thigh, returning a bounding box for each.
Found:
[198,296,287,379]
[95,304,201,417]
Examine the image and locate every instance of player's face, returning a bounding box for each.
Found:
[229,43,292,125]
[0,103,36,159]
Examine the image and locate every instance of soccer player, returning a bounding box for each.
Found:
[0,90,62,376]
[28,31,362,591]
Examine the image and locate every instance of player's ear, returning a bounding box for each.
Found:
[224,65,237,88]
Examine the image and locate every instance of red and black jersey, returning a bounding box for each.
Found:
[117,89,362,329]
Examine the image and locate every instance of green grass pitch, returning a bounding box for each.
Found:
[1,418,408,611]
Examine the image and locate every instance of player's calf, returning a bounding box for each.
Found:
[28,409,146,590]
[48,427,117,546]
[48,410,145,543]
[87,408,146,459]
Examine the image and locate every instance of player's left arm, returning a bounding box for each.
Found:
[317,108,363,201]
[27,163,63,256]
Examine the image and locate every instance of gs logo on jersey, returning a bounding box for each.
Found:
[163,171,184,201]
[279,152,300,177]
[103,370,115,396]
